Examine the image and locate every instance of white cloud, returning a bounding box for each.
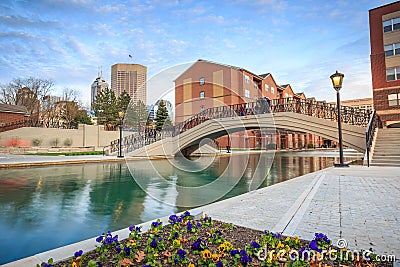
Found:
[96,4,127,13]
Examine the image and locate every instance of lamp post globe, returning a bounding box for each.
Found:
[330,71,348,167]
[118,110,125,158]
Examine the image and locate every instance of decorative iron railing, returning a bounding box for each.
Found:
[365,110,382,167]
[110,97,372,154]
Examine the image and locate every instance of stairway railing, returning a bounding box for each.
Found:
[365,110,382,167]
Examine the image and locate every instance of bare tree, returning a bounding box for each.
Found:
[0,77,54,125]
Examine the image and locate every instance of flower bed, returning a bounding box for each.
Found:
[39,212,392,267]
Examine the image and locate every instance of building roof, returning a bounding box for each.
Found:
[258,73,270,79]
[174,59,273,82]
[0,103,29,115]
[369,0,400,12]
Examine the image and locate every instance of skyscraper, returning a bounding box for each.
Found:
[91,70,109,109]
[111,63,147,105]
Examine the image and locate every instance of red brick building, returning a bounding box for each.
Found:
[369,1,400,127]
[174,59,326,149]
[0,103,29,132]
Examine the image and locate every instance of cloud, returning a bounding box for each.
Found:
[0,15,59,28]
[96,4,127,13]
[190,15,226,24]
[65,35,94,61]
[235,0,288,12]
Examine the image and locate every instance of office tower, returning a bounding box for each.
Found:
[111,63,147,105]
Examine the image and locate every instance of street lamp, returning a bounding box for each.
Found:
[330,71,348,167]
[118,110,125,158]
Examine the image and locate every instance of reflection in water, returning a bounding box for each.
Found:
[0,153,344,264]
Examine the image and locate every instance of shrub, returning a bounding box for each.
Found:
[32,137,43,146]
[64,138,73,147]
[51,138,60,147]
[307,143,314,148]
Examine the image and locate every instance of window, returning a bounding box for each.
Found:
[254,83,258,90]
[386,67,400,81]
[388,93,400,106]
[271,86,275,94]
[200,105,205,112]
[245,89,250,98]
[200,77,205,85]
[285,93,289,98]
[383,17,400,33]
[265,84,269,91]
[385,42,400,56]
[200,91,205,99]
[245,75,250,83]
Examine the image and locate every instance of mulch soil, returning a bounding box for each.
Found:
[52,220,394,267]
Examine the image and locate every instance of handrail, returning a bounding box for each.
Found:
[110,97,372,155]
[365,110,382,167]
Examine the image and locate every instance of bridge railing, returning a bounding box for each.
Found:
[173,97,372,136]
[112,97,371,154]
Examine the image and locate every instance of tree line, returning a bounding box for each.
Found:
[1,76,172,132]
[0,77,92,128]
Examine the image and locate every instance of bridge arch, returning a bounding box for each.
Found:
[128,112,366,157]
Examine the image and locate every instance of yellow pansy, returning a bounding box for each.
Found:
[212,253,219,263]
[218,243,226,253]
[202,249,212,259]
[173,239,181,247]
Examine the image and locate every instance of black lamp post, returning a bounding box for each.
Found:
[118,110,125,158]
[330,71,348,167]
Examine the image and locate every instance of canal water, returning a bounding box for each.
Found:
[0,152,353,264]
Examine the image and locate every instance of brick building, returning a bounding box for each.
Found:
[369,1,400,127]
[0,103,29,132]
[174,59,326,149]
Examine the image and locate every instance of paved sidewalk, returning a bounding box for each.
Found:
[203,166,400,258]
[0,153,124,168]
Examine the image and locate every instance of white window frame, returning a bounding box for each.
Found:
[200,77,205,85]
[245,89,250,98]
[264,84,269,91]
[384,17,400,33]
[244,75,250,84]
[388,93,400,106]
[385,42,400,57]
[386,67,400,81]
[200,91,205,99]
[200,105,205,112]
[253,82,258,90]
[271,86,275,94]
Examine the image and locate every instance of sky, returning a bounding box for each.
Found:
[0,0,393,107]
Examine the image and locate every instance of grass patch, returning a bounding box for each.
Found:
[28,151,105,156]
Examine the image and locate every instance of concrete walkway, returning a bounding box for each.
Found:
[203,166,400,259]
[0,153,125,168]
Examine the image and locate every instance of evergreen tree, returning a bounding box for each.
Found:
[118,91,131,112]
[155,100,170,131]
[92,88,118,125]
[93,89,133,128]
[125,100,148,132]
[73,110,93,125]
